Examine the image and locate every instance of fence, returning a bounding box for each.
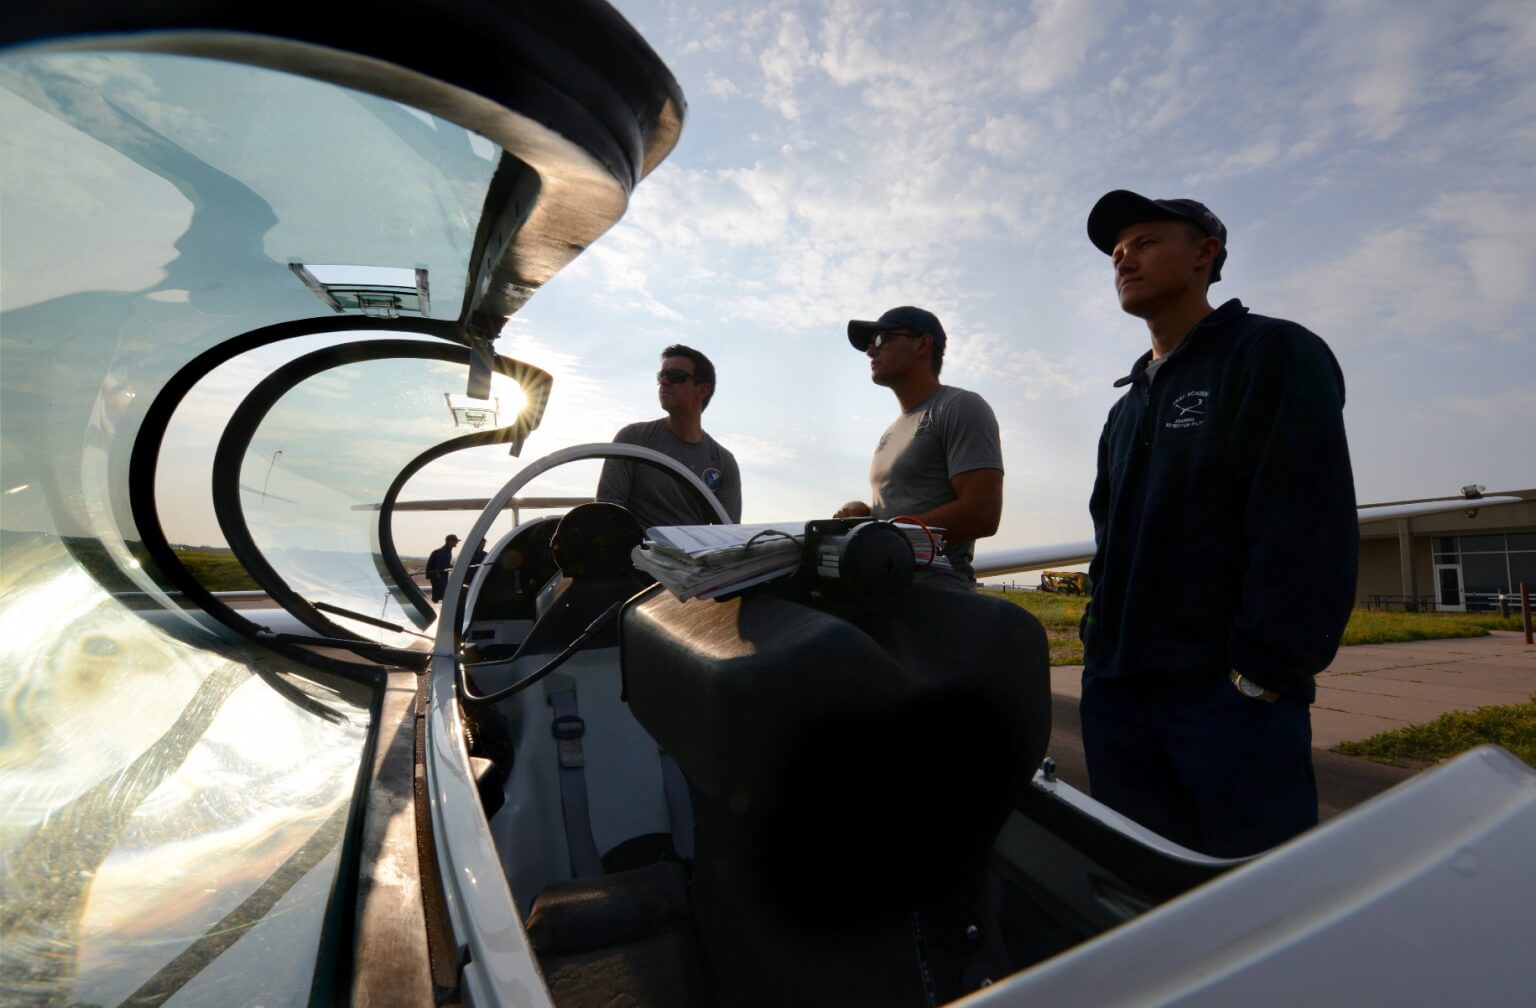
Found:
[1360,594,1438,612]
[1363,591,1531,615]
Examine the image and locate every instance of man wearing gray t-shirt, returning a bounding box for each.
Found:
[835,306,1004,590]
[596,344,742,530]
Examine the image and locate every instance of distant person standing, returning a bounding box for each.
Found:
[596,345,742,529]
[1079,190,1358,856]
[835,306,1003,591]
[425,533,459,603]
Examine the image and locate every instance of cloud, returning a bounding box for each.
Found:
[816,0,892,87]
[501,0,1534,538]
[702,71,741,98]
[946,329,1090,400]
[1425,191,1536,322]
[968,113,1037,159]
[1305,1,1489,144]
[758,9,811,119]
[574,240,686,321]
[1010,0,1116,95]
[715,432,799,465]
[1185,137,1285,186]
[1440,381,1536,422]
[1263,187,1535,348]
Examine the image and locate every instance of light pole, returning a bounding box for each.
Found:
[261,449,283,501]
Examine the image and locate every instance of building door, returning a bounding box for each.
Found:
[1434,564,1465,612]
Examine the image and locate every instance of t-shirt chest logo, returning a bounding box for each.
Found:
[879,408,933,452]
[702,467,723,491]
[1166,390,1208,429]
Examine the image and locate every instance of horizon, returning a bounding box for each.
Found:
[4,0,1531,568]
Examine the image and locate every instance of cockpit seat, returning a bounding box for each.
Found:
[525,860,715,1008]
[526,860,713,1008]
[469,501,688,922]
[463,502,649,769]
[525,500,649,653]
[621,581,1051,1006]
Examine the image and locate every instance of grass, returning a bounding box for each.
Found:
[981,587,1087,666]
[985,586,1536,770]
[1342,608,1527,645]
[173,548,261,591]
[985,587,1532,666]
[1335,695,1536,770]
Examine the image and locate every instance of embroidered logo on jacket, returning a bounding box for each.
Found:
[1167,390,1208,429]
[702,467,723,491]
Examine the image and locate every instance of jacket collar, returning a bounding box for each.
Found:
[1112,299,1248,387]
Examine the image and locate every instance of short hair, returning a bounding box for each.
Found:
[662,344,716,409]
[929,334,945,377]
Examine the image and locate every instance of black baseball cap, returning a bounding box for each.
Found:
[1087,189,1228,282]
[847,306,947,352]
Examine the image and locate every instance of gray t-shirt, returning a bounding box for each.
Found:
[595,419,742,530]
[868,385,1003,587]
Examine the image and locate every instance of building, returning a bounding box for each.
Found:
[1358,488,1536,611]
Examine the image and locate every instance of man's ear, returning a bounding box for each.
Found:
[1195,236,1221,270]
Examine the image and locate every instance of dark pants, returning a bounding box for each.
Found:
[429,573,447,603]
[1080,673,1317,858]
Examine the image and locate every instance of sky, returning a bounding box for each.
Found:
[7,0,1530,572]
[393,0,1536,561]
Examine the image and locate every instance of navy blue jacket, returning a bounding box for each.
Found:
[1081,299,1358,701]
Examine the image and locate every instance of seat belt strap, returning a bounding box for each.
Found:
[548,681,603,878]
[658,749,695,860]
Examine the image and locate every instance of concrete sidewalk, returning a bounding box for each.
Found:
[1048,630,1535,750]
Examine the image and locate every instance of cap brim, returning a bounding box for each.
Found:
[1087,190,1174,255]
[847,319,895,351]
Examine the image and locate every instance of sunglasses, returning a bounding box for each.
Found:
[657,368,701,385]
[868,329,921,350]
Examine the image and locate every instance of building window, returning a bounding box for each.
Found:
[1511,553,1536,590]
[1462,553,1508,595]
[1459,533,1507,553]
[1435,532,1536,606]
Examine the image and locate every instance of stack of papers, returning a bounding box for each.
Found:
[633,523,804,601]
[897,524,949,571]
[632,520,949,602]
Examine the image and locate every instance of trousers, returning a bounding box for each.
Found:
[1079,672,1317,858]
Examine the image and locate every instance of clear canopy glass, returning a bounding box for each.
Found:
[1,50,498,594]
[234,353,540,638]
[0,49,507,1003]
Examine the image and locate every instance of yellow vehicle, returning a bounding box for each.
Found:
[1040,570,1090,595]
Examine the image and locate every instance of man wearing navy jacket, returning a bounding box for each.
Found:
[1079,190,1358,857]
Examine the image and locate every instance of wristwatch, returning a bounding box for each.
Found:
[1230,670,1279,702]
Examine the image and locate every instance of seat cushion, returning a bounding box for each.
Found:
[527,860,691,956]
[527,861,713,1008]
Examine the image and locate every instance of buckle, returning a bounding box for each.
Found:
[552,714,585,740]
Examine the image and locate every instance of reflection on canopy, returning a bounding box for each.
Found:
[214,343,552,641]
[0,538,371,1004]
[1,0,686,1001]
[0,48,499,1004]
[0,51,502,611]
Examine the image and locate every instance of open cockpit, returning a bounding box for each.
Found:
[433,447,1241,1006]
[4,3,1532,1006]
